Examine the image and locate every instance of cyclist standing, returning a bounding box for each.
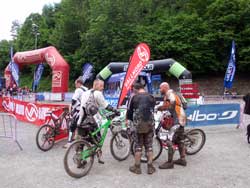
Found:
[77,79,120,164]
[157,82,187,169]
[63,77,88,148]
[126,82,156,175]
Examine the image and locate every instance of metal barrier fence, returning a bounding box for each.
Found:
[203,95,244,104]
[0,113,23,150]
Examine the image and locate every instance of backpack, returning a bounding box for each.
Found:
[85,90,99,116]
[175,92,188,110]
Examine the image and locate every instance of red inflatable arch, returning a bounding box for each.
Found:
[9,46,69,93]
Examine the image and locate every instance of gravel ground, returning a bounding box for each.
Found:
[1,118,250,188]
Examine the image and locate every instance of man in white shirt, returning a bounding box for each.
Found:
[63,77,88,148]
[77,79,120,163]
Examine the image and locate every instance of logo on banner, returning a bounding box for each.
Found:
[123,64,154,72]
[45,53,56,66]
[2,98,12,112]
[52,71,62,87]
[188,110,238,121]
[17,54,25,62]
[25,103,38,122]
[137,46,149,62]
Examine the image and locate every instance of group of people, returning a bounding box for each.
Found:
[126,82,187,175]
[63,77,120,163]
[1,84,31,96]
[64,76,187,174]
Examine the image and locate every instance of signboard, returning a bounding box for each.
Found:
[186,103,240,126]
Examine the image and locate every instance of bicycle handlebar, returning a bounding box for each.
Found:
[105,112,120,120]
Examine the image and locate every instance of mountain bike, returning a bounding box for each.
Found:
[130,111,206,162]
[36,106,70,151]
[63,110,130,178]
[129,126,206,163]
[109,109,131,161]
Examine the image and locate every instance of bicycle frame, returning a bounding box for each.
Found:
[81,116,113,160]
[45,108,69,129]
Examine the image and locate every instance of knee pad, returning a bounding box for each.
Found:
[146,147,153,152]
[135,147,142,152]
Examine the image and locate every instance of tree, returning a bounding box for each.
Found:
[10,20,21,40]
[0,40,11,74]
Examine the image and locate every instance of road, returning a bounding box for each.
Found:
[1,121,250,188]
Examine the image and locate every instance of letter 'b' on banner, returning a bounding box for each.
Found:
[117,43,150,107]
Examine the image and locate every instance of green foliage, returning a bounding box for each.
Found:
[0,40,11,74]
[1,0,250,89]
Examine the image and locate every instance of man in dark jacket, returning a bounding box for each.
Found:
[126,83,156,175]
[243,93,250,115]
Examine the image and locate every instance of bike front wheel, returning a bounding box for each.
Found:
[110,130,131,161]
[63,140,94,178]
[131,136,163,163]
[185,128,206,155]
[36,124,55,152]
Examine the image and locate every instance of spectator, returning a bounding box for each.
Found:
[243,93,250,115]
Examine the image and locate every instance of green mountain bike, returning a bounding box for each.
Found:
[63,110,130,178]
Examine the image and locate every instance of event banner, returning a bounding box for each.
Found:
[82,63,94,83]
[1,97,69,141]
[186,103,240,126]
[224,40,236,89]
[1,97,68,126]
[9,46,19,87]
[32,63,44,91]
[117,43,150,107]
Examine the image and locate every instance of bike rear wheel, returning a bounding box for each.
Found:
[185,128,206,155]
[64,140,94,178]
[131,136,162,163]
[110,130,131,161]
[36,124,55,151]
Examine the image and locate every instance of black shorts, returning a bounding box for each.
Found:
[135,130,154,152]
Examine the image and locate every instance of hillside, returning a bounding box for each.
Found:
[167,74,250,96]
[18,73,250,97]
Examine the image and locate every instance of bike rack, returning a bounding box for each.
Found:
[0,112,23,150]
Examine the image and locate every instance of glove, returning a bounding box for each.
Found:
[126,127,131,135]
[114,109,121,116]
[105,105,120,116]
